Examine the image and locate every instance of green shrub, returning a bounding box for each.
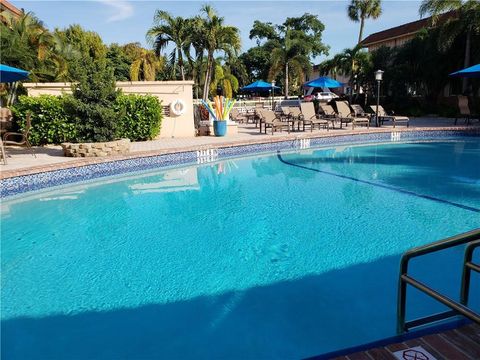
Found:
[67,56,120,142]
[115,94,162,141]
[12,95,77,145]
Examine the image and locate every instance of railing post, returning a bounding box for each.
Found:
[460,240,480,305]
[397,257,409,334]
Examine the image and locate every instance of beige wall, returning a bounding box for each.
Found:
[23,81,195,138]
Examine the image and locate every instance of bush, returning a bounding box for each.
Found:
[115,94,162,141]
[12,95,77,145]
[11,93,163,145]
[67,56,120,142]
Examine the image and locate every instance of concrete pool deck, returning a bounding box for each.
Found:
[0,117,478,179]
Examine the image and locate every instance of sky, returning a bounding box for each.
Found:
[15,0,424,63]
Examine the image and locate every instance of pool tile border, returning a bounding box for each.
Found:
[1,128,479,198]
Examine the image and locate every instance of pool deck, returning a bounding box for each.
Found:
[332,323,480,360]
[0,117,478,179]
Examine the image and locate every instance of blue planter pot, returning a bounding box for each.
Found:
[213,120,227,137]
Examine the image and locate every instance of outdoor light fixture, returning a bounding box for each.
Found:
[374,70,384,127]
[271,80,276,110]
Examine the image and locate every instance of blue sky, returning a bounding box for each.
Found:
[16,0,423,62]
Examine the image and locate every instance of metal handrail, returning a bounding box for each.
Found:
[397,228,480,334]
[461,240,480,305]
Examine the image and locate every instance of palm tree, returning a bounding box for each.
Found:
[419,0,480,92]
[184,16,207,99]
[209,61,239,98]
[129,47,164,81]
[348,0,383,44]
[268,28,312,98]
[200,5,241,100]
[326,45,372,100]
[147,10,192,80]
[0,12,54,80]
[249,15,328,99]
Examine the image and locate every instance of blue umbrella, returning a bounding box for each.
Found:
[304,76,343,88]
[241,80,280,92]
[449,64,480,78]
[0,64,29,83]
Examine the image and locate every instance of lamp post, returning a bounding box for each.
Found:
[271,80,276,111]
[374,70,384,127]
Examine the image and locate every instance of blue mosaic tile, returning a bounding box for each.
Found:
[1,129,478,198]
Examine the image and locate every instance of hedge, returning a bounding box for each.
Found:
[114,94,162,141]
[12,95,77,145]
[12,94,163,145]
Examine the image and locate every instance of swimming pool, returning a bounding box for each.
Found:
[2,137,479,359]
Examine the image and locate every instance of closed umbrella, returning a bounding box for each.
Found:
[449,64,480,78]
[304,76,343,88]
[0,64,29,83]
[241,80,280,92]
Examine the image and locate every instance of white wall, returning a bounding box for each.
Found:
[23,81,195,138]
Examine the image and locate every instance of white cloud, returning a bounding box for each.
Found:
[98,0,133,23]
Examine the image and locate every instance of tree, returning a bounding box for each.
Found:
[65,56,119,142]
[200,5,241,100]
[147,11,192,80]
[239,46,272,83]
[209,62,239,98]
[250,14,328,98]
[325,45,372,100]
[419,0,480,92]
[123,43,164,81]
[107,44,131,81]
[0,12,54,81]
[347,0,382,44]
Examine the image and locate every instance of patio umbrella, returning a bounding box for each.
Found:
[240,80,280,92]
[449,64,480,78]
[304,76,343,88]
[0,64,29,83]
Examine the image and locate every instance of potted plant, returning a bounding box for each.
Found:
[201,96,236,137]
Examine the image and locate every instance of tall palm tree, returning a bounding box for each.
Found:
[249,15,328,99]
[147,10,191,80]
[268,28,312,99]
[419,0,480,92]
[129,47,164,81]
[200,5,241,100]
[348,0,383,44]
[0,12,53,80]
[184,16,207,99]
[209,62,239,98]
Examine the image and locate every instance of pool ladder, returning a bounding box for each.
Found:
[397,228,480,334]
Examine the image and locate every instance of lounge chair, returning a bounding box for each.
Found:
[351,104,371,119]
[3,112,35,157]
[370,105,409,127]
[288,107,307,131]
[455,96,479,125]
[230,108,248,123]
[300,102,329,131]
[336,101,370,129]
[319,104,341,128]
[258,109,290,134]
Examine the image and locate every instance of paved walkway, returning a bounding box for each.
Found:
[0,117,476,178]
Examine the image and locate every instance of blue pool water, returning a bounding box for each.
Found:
[1,139,479,359]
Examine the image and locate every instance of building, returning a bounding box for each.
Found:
[360,11,457,52]
[0,0,23,22]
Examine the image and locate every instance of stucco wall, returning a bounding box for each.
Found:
[23,81,195,138]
